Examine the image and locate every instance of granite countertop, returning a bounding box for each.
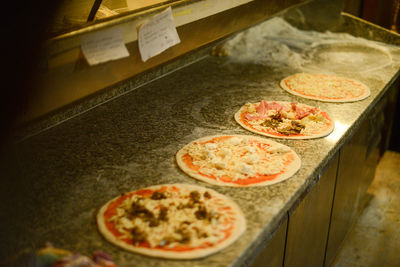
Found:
[1,16,400,266]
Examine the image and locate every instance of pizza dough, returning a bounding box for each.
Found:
[97,184,246,259]
[234,101,334,139]
[176,135,301,187]
[280,73,370,102]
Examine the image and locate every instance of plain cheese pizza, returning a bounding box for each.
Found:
[176,135,301,187]
[280,73,370,102]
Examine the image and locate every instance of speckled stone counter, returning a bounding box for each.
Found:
[1,15,400,266]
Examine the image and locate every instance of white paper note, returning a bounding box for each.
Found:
[81,26,130,65]
[138,7,181,62]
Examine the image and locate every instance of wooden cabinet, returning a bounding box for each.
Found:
[249,120,378,267]
[250,217,288,267]
[249,156,339,267]
[284,156,338,267]
[325,126,368,266]
[325,111,383,266]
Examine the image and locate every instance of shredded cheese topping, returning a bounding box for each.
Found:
[284,73,366,99]
[183,136,291,180]
[108,186,237,249]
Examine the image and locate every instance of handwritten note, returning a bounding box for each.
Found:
[138,7,181,62]
[81,26,130,65]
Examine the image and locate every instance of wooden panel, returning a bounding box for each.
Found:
[324,86,397,266]
[251,217,288,267]
[325,120,369,267]
[362,0,398,29]
[284,155,338,267]
[343,0,363,17]
[384,82,400,152]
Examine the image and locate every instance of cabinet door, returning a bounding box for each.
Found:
[284,155,338,267]
[325,120,369,267]
[250,216,288,267]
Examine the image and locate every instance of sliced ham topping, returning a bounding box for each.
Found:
[310,107,318,114]
[256,100,268,115]
[247,101,314,121]
[291,102,317,119]
[295,109,311,119]
[256,101,286,115]
[246,101,290,121]
[245,113,269,120]
[268,102,284,112]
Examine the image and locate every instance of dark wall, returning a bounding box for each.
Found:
[343,0,400,152]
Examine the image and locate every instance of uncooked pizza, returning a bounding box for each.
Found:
[97,184,246,259]
[234,100,334,139]
[280,73,370,102]
[176,135,301,187]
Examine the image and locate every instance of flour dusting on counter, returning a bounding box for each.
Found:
[222,17,399,78]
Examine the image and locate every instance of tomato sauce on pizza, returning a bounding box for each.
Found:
[280,73,370,102]
[235,101,334,139]
[97,184,246,259]
[176,135,301,187]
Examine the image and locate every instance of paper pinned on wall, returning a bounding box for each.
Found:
[138,7,181,62]
[81,26,130,65]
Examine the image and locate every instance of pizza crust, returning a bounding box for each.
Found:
[176,135,301,187]
[97,184,246,259]
[234,101,334,139]
[280,73,371,102]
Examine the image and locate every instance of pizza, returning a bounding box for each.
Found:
[234,100,334,139]
[280,73,370,102]
[176,135,301,187]
[97,184,246,259]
